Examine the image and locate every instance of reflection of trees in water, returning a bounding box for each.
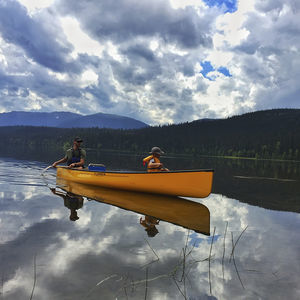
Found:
[186,157,300,179]
[210,158,300,213]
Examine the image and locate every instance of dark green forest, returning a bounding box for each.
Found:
[1,109,300,162]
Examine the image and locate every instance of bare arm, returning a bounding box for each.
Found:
[52,157,67,167]
[148,161,163,169]
[148,161,169,171]
[50,188,66,199]
[69,157,85,168]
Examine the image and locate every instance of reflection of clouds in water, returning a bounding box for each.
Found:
[48,234,95,274]
[202,193,249,230]
[72,207,92,227]
[4,268,32,299]
[200,195,300,299]
[1,187,300,299]
[41,211,64,221]
[0,188,60,244]
[0,161,57,244]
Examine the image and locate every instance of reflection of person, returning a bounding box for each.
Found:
[140,215,160,237]
[142,147,169,172]
[52,137,86,169]
[50,188,84,221]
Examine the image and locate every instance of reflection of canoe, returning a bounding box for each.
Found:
[56,178,210,235]
[56,167,214,198]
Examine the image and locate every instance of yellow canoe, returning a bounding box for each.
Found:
[56,178,210,235]
[56,167,214,198]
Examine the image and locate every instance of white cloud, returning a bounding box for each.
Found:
[17,0,55,13]
[170,0,205,10]
[0,0,299,124]
[80,70,99,88]
[59,16,104,58]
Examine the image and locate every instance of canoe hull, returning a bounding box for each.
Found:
[56,167,214,198]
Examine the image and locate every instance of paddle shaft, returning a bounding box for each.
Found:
[41,165,53,174]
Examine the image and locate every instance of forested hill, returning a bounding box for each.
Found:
[0,111,148,129]
[0,109,300,161]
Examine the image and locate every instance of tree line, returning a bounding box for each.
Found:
[0,109,300,162]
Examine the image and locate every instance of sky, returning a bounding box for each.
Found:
[0,0,299,125]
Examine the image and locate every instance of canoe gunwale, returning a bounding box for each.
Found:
[57,166,214,174]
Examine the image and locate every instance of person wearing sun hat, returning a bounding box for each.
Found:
[142,146,169,172]
[140,215,160,237]
[52,136,86,169]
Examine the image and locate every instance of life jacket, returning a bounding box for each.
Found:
[67,148,82,166]
[142,155,161,172]
[64,193,83,210]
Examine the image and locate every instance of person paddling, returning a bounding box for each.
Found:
[52,137,86,169]
[50,188,84,221]
[143,147,169,172]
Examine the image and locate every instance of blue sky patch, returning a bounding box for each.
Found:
[203,0,238,13]
[189,232,221,248]
[200,61,232,80]
[217,66,232,77]
[200,61,214,78]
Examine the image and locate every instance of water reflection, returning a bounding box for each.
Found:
[50,188,84,221]
[212,161,300,213]
[1,158,300,300]
[55,178,210,236]
[140,215,160,237]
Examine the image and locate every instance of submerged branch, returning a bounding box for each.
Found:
[144,267,149,300]
[172,277,187,300]
[141,239,160,268]
[29,254,37,300]
[229,226,248,262]
[231,232,245,289]
[222,222,228,280]
[180,230,190,285]
[208,226,216,295]
[84,274,119,299]
[1,274,3,300]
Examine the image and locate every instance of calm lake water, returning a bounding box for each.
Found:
[0,155,299,300]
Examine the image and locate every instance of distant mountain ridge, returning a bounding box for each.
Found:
[0,111,148,129]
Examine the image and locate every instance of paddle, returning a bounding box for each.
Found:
[41,165,53,175]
